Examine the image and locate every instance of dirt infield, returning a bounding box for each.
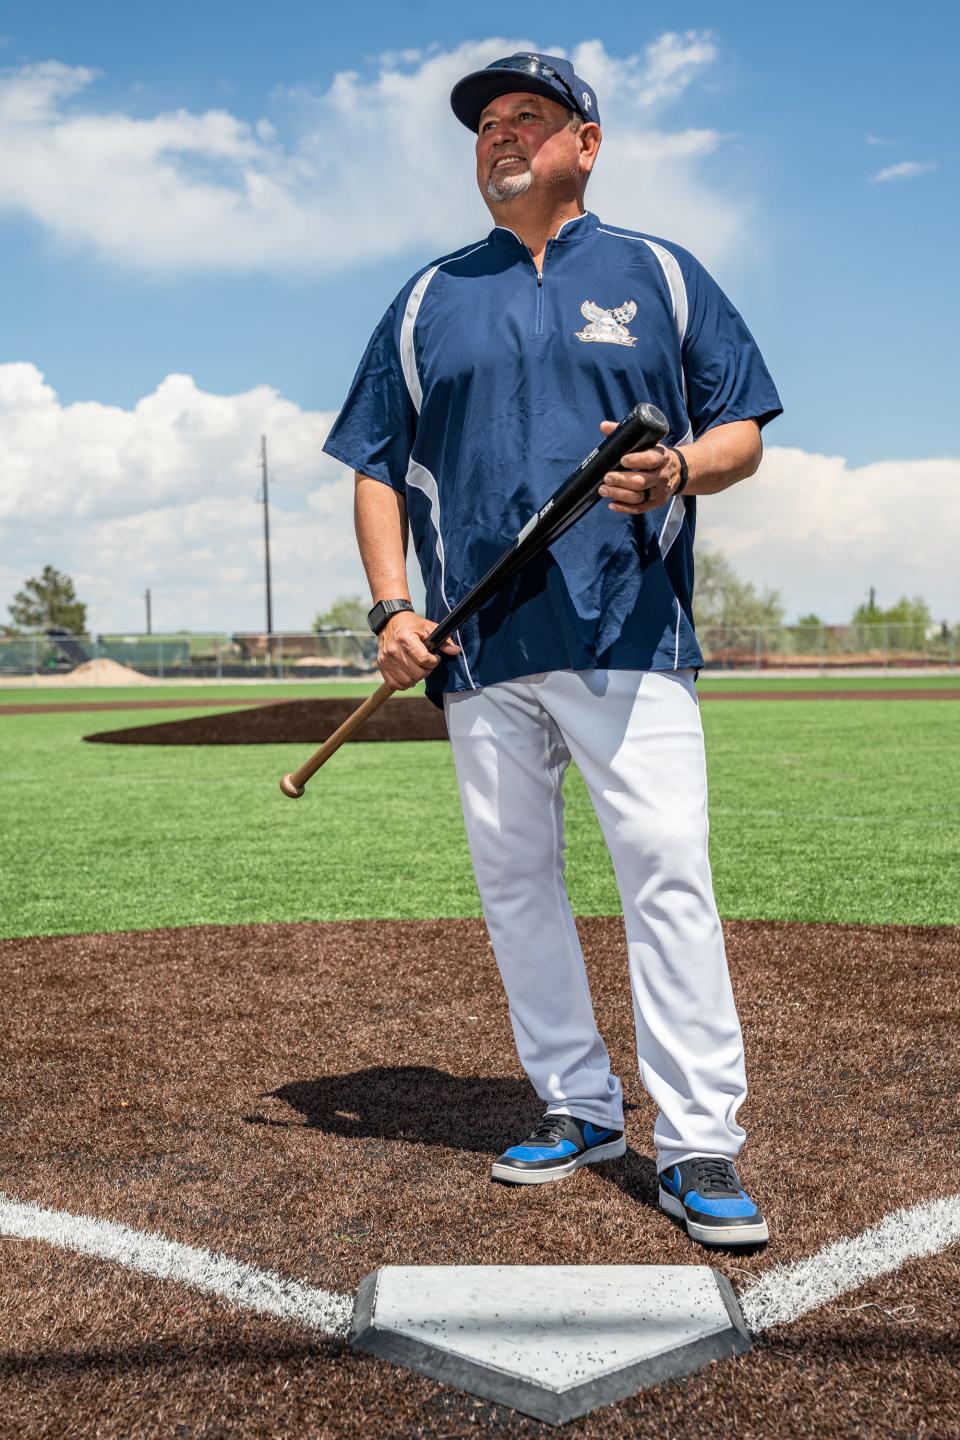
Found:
[74,686,960,745]
[83,695,448,745]
[699,688,960,700]
[2,916,958,1437]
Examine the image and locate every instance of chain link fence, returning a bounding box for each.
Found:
[0,624,956,681]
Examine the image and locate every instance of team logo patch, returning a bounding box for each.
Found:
[575,300,638,347]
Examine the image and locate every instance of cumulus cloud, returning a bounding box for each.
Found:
[870,160,937,183]
[0,363,371,633]
[0,34,745,274]
[1,364,956,634]
[697,446,960,620]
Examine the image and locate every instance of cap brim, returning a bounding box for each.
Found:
[450,69,576,133]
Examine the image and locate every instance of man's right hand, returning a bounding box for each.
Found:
[378,610,461,690]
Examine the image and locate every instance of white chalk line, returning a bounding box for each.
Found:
[0,1193,353,1337]
[3,1189,960,1346]
[740,1191,960,1332]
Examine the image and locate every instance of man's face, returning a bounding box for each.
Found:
[475,91,586,205]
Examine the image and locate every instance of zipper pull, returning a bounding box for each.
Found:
[536,271,543,286]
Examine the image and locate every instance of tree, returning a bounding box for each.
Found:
[693,549,785,629]
[6,566,87,634]
[795,612,824,629]
[851,592,931,648]
[851,593,931,627]
[313,595,369,632]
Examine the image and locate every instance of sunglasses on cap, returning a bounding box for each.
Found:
[486,55,586,118]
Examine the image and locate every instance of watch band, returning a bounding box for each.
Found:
[669,446,689,494]
[367,598,414,636]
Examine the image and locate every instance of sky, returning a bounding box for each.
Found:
[1,0,957,634]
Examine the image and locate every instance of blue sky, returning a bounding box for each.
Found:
[1,2,957,630]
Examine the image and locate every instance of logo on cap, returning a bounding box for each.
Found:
[582,93,591,111]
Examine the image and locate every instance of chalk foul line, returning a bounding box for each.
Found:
[0,1192,353,1337]
[739,1191,960,1332]
[3,1189,960,1343]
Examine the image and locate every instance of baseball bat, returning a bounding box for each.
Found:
[280,401,669,798]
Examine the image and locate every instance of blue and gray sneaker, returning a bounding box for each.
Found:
[658,1156,768,1246]
[491,1112,625,1184]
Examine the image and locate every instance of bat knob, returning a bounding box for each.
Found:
[279,774,305,799]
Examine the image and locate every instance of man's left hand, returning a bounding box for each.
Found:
[597,419,683,513]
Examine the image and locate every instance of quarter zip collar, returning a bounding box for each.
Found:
[489,210,600,250]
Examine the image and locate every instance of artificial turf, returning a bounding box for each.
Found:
[1,690,957,938]
[1,672,958,706]
[4,916,958,1438]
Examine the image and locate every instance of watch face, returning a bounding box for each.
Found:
[369,600,411,634]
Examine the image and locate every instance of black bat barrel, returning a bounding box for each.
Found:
[428,402,669,653]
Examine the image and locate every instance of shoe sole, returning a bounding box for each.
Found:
[658,1187,769,1246]
[490,1135,626,1185]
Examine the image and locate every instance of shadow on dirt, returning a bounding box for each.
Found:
[248,1065,661,1212]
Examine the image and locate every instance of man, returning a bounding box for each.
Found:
[323,53,782,1247]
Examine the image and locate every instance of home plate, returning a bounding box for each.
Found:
[350,1265,751,1425]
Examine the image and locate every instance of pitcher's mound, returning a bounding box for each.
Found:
[83,695,449,745]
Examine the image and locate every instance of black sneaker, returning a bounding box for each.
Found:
[658,1156,769,1246]
[491,1113,625,1185]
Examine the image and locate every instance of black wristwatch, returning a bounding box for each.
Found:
[367,598,414,635]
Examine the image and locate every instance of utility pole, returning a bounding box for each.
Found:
[261,435,274,666]
[145,588,152,635]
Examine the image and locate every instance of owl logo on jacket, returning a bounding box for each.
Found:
[575,300,638,347]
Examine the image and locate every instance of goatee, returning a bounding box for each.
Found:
[486,169,533,204]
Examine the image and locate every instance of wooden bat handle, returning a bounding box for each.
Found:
[279,681,396,797]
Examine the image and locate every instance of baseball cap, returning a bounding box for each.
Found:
[450,52,600,133]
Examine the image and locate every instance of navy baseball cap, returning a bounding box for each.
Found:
[450,52,600,133]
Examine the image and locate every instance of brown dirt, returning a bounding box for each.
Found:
[1,916,958,1437]
[2,698,284,716]
[699,688,960,701]
[83,696,448,745]
[57,658,153,686]
[77,688,960,746]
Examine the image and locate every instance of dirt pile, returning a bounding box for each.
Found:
[83,694,449,745]
[61,657,153,687]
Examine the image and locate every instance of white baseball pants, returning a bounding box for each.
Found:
[443,668,748,1173]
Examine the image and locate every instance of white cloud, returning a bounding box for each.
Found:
[697,446,960,620]
[1,364,956,634]
[0,363,371,633]
[870,160,937,183]
[0,35,746,275]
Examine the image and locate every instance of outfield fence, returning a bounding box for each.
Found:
[1,623,957,681]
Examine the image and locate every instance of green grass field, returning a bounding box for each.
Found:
[2,672,957,705]
[1,680,957,938]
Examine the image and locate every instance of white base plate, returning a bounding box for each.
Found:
[350,1264,750,1425]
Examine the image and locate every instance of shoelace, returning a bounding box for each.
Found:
[525,1114,572,1147]
[690,1157,741,1195]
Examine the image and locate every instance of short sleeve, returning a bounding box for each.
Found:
[678,252,783,438]
[322,292,417,492]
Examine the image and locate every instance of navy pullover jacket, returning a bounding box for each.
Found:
[323,210,783,703]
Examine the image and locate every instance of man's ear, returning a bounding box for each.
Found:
[579,123,602,174]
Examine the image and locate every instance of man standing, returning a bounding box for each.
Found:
[323,53,782,1246]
